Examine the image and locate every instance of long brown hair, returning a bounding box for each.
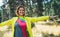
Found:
[16,5,25,16]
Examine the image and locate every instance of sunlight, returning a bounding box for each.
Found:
[0,0,3,6]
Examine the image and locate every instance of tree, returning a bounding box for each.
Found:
[37,0,43,16]
[52,0,60,17]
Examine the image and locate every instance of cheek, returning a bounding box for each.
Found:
[18,11,21,13]
[19,11,25,15]
[19,11,25,13]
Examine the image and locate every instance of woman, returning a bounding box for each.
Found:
[0,5,53,37]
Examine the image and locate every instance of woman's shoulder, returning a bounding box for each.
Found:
[10,17,18,20]
[13,17,18,18]
[13,17,29,18]
[12,17,18,19]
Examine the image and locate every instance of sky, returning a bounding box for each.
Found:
[0,0,3,6]
[43,0,51,3]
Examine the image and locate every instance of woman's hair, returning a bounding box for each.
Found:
[16,5,25,16]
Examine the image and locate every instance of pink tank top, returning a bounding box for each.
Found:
[17,19,27,37]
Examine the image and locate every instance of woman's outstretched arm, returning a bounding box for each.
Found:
[0,18,13,27]
[28,16,49,22]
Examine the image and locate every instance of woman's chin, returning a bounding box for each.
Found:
[20,14,25,16]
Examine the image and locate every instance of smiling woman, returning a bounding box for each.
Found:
[0,5,56,37]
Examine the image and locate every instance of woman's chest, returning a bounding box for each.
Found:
[15,19,27,30]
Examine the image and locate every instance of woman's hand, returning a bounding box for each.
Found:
[50,16,56,19]
[49,16,57,20]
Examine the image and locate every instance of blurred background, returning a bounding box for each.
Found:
[0,0,60,37]
[0,0,60,22]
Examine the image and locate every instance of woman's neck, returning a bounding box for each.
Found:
[19,16,25,19]
[19,16,25,21]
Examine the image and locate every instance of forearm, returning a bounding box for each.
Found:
[0,18,13,27]
[30,16,49,22]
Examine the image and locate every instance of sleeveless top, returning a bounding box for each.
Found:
[14,18,27,37]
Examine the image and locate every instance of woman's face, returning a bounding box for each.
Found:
[18,7,25,16]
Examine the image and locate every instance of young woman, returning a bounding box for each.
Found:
[0,5,53,37]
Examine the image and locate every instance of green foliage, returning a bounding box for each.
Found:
[0,0,60,22]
